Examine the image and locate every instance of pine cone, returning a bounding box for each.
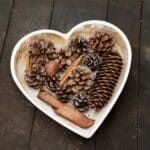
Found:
[24,63,47,89]
[73,92,89,112]
[88,52,123,109]
[28,38,56,66]
[82,53,103,70]
[66,66,96,93]
[89,32,115,56]
[57,49,72,71]
[69,36,89,56]
[46,75,59,92]
[46,75,72,102]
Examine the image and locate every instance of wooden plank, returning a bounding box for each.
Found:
[96,0,141,149]
[140,0,150,149]
[0,0,53,149]
[29,0,107,149]
[0,0,13,58]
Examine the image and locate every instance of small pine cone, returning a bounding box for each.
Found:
[46,75,60,92]
[69,36,89,55]
[28,38,56,66]
[82,53,103,70]
[46,75,72,103]
[89,32,115,56]
[55,87,73,103]
[73,92,89,112]
[88,52,123,110]
[66,66,96,93]
[24,63,47,89]
[57,49,72,71]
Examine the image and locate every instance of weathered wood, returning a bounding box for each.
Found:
[95,0,141,149]
[0,0,13,58]
[29,0,107,149]
[0,0,53,149]
[140,0,150,149]
[0,0,144,149]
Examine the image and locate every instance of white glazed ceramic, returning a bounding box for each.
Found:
[10,20,132,138]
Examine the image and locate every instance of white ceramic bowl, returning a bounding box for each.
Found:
[10,20,132,138]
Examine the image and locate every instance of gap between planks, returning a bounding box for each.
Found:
[0,0,15,62]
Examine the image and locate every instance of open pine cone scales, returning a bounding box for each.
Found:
[69,36,89,55]
[89,32,115,56]
[82,53,103,70]
[73,92,89,112]
[66,66,96,93]
[28,39,56,66]
[88,52,123,109]
[46,75,72,102]
[24,63,47,89]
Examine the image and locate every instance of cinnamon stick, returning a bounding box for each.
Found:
[59,55,83,85]
[38,89,64,109]
[38,89,95,128]
[56,105,95,128]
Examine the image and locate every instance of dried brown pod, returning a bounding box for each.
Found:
[45,60,60,75]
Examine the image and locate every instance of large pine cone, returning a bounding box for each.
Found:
[82,53,103,70]
[88,52,123,109]
[66,66,96,93]
[24,63,47,89]
[89,32,115,56]
[28,38,56,66]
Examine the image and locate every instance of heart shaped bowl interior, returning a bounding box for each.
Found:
[10,20,132,138]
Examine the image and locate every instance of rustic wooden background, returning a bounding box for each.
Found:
[0,0,149,149]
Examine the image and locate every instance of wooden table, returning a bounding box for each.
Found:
[0,0,149,149]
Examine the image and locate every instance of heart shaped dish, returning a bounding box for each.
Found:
[10,20,132,138]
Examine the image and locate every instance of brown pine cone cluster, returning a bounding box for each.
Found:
[88,52,123,109]
[24,33,123,112]
[28,38,76,71]
[66,66,96,93]
[88,32,115,56]
[24,63,47,89]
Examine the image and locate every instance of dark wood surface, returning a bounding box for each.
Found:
[0,0,148,149]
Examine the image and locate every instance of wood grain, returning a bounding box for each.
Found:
[0,0,145,149]
[29,0,107,150]
[95,0,141,149]
[0,0,53,149]
[140,0,150,149]
[0,0,13,58]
